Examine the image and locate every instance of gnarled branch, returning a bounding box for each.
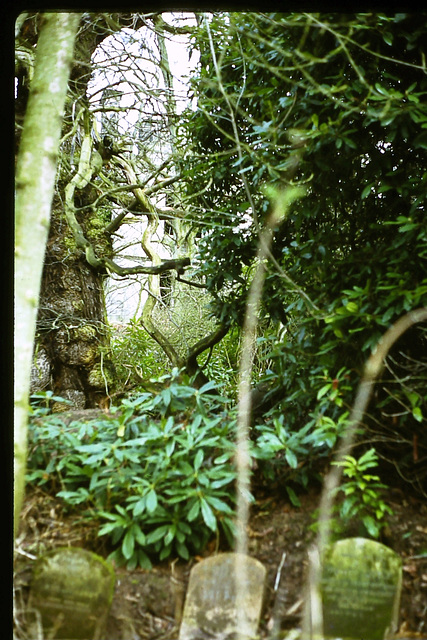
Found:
[186,323,229,374]
[104,256,190,277]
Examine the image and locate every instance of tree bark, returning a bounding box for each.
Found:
[14,12,81,538]
[30,14,194,409]
[30,16,137,409]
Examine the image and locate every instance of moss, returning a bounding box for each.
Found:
[71,324,97,340]
[88,361,114,388]
[80,344,98,365]
[321,538,401,640]
[30,547,115,640]
[86,210,113,259]
[63,234,81,259]
[71,299,85,312]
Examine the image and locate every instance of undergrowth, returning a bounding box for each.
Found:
[28,372,237,568]
[27,368,393,567]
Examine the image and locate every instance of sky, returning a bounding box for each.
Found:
[89,13,199,135]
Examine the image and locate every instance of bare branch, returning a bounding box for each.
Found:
[303,307,427,637]
[234,187,305,639]
[186,323,229,371]
[152,13,196,36]
[104,256,190,277]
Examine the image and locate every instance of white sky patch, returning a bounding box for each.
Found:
[88,13,199,135]
[163,12,200,114]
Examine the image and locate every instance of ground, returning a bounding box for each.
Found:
[14,482,427,639]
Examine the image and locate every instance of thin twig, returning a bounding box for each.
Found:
[302,307,427,638]
[234,187,305,640]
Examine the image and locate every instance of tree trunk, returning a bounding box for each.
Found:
[34,189,114,409]
[29,15,143,409]
[14,12,81,538]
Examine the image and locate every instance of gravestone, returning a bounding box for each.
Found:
[179,552,266,640]
[321,537,402,640]
[29,547,115,640]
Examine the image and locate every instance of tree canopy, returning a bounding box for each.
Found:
[181,12,427,488]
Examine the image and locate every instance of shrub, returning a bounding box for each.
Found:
[109,319,169,390]
[332,448,394,539]
[27,373,237,568]
[251,366,354,504]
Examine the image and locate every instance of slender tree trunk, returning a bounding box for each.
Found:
[14,12,80,539]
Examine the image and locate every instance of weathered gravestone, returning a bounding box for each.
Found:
[179,552,266,640]
[29,547,115,640]
[321,537,402,640]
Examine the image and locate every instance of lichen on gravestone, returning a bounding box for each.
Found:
[29,547,115,640]
[179,552,266,640]
[320,537,402,640]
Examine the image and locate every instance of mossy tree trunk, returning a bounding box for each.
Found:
[14,12,81,538]
[35,192,114,409]
[21,12,217,410]
[28,14,144,409]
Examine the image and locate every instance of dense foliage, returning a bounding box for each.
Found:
[182,12,427,491]
[28,379,237,567]
[20,12,427,567]
[28,363,365,565]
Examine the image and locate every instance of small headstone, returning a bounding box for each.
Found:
[321,537,402,640]
[179,552,266,640]
[29,547,115,640]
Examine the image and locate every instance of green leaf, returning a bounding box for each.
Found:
[200,497,217,531]
[345,301,358,313]
[361,184,373,199]
[210,474,236,489]
[146,489,158,514]
[285,449,298,469]
[194,449,204,471]
[383,31,393,46]
[374,83,390,97]
[412,406,423,422]
[176,541,190,560]
[286,486,301,507]
[138,549,152,569]
[122,529,135,560]
[198,380,218,394]
[363,516,380,538]
[317,383,331,400]
[98,521,121,537]
[165,439,175,457]
[161,388,171,407]
[357,448,378,468]
[146,525,170,544]
[214,452,232,464]
[164,526,176,546]
[159,545,172,561]
[132,524,146,546]
[204,495,234,513]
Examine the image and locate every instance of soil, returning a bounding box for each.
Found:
[14,482,427,640]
